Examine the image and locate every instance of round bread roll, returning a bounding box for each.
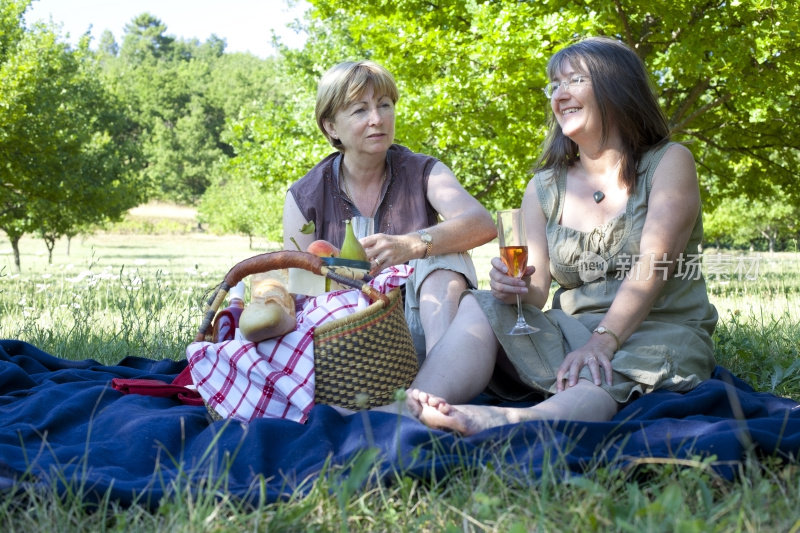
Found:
[239,279,296,342]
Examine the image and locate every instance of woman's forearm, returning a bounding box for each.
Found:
[413,208,496,257]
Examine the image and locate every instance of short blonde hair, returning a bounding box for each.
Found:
[315,61,399,150]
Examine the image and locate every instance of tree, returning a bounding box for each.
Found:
[0,1,144,270]
[119,13,175,63]
[197,172,282,248]
[704,189,799,252]
[227,0,800,219]
[97,29,118,57]
[102,15,289,204]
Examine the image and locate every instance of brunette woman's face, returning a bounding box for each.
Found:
[549,60,601,143]
[324,84,395,157]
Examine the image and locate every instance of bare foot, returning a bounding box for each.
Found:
[420,404,529,435]
[412,391,537,435]
[402,388,436,418]
[370,391,417,418]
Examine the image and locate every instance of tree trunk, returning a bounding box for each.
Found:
[760,227,776,254]
[43,235,56,264]
[11,236,21,273]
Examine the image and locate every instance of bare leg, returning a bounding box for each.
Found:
[418,269,468,355]
[410,293,500,404]
[411,380,619,435]
[374,293,498,417]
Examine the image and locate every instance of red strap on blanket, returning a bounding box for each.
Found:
[111,366,204,406]
[171,365,195,388]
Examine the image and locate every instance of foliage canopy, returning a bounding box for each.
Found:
[3,0,799,257]
[0,0,145,270]
[229,0,799,217]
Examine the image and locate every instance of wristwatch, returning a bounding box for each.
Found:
[593,325,621,352]
[417,229,433,259]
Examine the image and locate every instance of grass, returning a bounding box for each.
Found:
[2,226,800,531]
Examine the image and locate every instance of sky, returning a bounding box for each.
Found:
[24,0,310,58]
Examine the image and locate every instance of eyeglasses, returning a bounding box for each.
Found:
[543,75,590,99]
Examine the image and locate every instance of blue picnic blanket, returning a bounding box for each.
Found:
[1,339,798,508]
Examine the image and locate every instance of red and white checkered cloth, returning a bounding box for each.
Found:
[186,265,412,423]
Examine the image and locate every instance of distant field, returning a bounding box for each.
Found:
[2,206,798,321]
[0,199,498,291]
[0,232,497,289]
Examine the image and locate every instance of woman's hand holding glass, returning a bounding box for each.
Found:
[488,257,535,305]
[496,209,539,335]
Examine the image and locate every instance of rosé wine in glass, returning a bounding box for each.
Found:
[497,209,539,335]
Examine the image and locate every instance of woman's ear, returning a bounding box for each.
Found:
[323,119,338,140]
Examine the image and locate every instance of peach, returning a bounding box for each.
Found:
[306,239,339,257]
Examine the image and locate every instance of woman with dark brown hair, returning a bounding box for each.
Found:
[391,37,718,434]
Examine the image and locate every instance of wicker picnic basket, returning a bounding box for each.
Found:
[194,250,418,410]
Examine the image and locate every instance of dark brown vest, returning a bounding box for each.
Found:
[288,144,439,248]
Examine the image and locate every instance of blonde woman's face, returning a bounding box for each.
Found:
[324,85,395,156]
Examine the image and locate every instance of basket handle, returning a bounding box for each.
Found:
[194,250,388,341]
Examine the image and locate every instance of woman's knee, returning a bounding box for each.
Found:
[452,294,495,336]
[419,269,468,301]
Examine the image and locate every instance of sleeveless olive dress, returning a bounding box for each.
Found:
[472,142,718,403]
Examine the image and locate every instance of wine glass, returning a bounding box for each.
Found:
[496,209,539,335]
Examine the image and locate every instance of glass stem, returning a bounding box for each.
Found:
[515,294,525,325]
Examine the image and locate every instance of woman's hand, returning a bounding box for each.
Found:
[360,233,417,275]
[489,257,535,305]
[555,338,615,392]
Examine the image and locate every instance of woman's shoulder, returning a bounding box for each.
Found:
[388,144,440,182]
[641,140,693,169]
[532,166,558,184]
[389,144,439,164]
[528,167,560,218]
[290,151,339,192]
[642,141,697,196]
[530,167,559,198]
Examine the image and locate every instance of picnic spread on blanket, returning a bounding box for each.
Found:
[186,261,415,423]
[1,250,798,507]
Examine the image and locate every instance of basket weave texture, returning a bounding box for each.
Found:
[313,287,418,409]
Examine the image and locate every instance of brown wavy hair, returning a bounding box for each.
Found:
[537,37,669,192]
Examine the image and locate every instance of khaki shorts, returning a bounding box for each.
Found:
[405,252,479,363]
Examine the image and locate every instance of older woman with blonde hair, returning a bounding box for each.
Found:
[283,60,496,360]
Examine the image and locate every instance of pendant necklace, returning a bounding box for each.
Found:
[593,191,605,203]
